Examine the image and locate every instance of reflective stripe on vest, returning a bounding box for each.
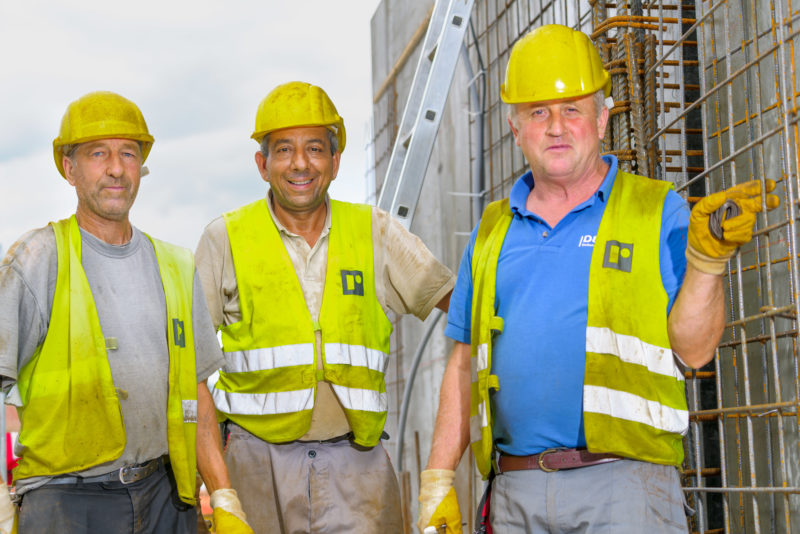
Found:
[212,388,315,415]
[470,170,687,478]
[584,171,687,465]
[224,345,315,372]
[15,216,199,505]
[469,201,511,479]
[213,199,393,446]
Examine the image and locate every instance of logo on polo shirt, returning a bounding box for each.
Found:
[341,270,365,296]
[578,234,596,247]
[603,240,634,272]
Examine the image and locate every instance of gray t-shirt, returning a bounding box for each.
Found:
[0,223,224,489]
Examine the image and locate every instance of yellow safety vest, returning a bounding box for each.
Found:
[212,199,393,447]
[14,216,199,505]
[470,170,688,478]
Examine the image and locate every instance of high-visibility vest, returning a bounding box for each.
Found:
[14,216,200,505]
[212,199,393,447]
[470,170,688,478]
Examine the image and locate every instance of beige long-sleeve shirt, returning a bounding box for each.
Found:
[196,194,455,440]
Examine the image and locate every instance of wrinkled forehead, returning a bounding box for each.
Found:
[74,138,143,153]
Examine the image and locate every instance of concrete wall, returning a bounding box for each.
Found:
[370,0,476,529]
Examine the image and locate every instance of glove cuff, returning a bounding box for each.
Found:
[210,488,247,523]
[419,469,455,504]
[686,243,731,275]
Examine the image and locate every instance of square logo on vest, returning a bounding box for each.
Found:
[341,270,364,296]
[172,318,186,348]
[603,240,633,273]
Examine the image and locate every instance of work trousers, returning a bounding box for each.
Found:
[17,461,197,534]
[225,423,403,533]
[490,458,688,533]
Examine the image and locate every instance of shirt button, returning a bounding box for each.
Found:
[308,450,317,458]
[542,231,548,238]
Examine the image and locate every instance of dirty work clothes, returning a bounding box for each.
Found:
[490,459,687,533]
[224,423,402,533]
[196,194,454,441]
[17,461,197,534]
[0,225,223,491]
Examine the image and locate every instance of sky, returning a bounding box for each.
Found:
[0,0,382,254]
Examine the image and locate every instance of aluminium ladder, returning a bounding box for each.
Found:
[377,0,475,229]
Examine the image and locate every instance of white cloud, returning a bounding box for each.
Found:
[0,0,379,250]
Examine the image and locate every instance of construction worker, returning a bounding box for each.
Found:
[195,81,455,533]
[418,24,780,534]
[0,91,253,534]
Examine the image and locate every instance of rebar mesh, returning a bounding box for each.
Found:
[369,0,800,531]
[463,0,800,532]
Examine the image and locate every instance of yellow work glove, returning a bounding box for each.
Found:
[0,484,16,534]
[687,179,780,275]
[417,469,462,534]
[210,489,254,534]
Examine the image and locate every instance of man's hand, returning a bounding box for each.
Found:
[687,179,780,274]
[0,484,15,534]
[210,489,254,534]
[417,469,461,534]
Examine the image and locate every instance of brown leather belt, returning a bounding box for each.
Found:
[498,448,623,473]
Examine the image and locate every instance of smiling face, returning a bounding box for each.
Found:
[255,125,340,223]
[63,138,143,226]
[508,92,609,185]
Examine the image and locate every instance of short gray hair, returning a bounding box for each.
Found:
[593,89,606,118]
[259,129,339,157]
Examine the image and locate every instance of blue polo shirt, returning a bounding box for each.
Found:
[445,155,690,456]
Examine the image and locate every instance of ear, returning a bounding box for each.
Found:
[597,105,610,140]
[255,151,270,183]
[330,151,341,182]
[63,155,77,186]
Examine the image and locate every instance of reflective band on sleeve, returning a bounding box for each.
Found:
[586,326,684,381]
[584,385,689,435]
[330,384,388,413]
[324,343,389,374]
[211,387,315,415]
[223,344,315,373]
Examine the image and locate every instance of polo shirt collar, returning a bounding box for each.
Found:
[509,155,619,218]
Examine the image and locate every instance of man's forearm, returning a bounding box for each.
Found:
[668,264,726,368]
[196,382,230,494]
[426,341,472,470]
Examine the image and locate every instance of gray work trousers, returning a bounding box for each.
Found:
[225,423,403,534]
[17,461,197,534]
[490,458,688,533]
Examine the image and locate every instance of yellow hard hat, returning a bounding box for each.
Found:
[251,81,346,153]
[53,91,154,178]
[501,24,611,104]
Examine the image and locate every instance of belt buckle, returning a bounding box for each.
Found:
[537,448,559,472]
[119,465,138,484]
